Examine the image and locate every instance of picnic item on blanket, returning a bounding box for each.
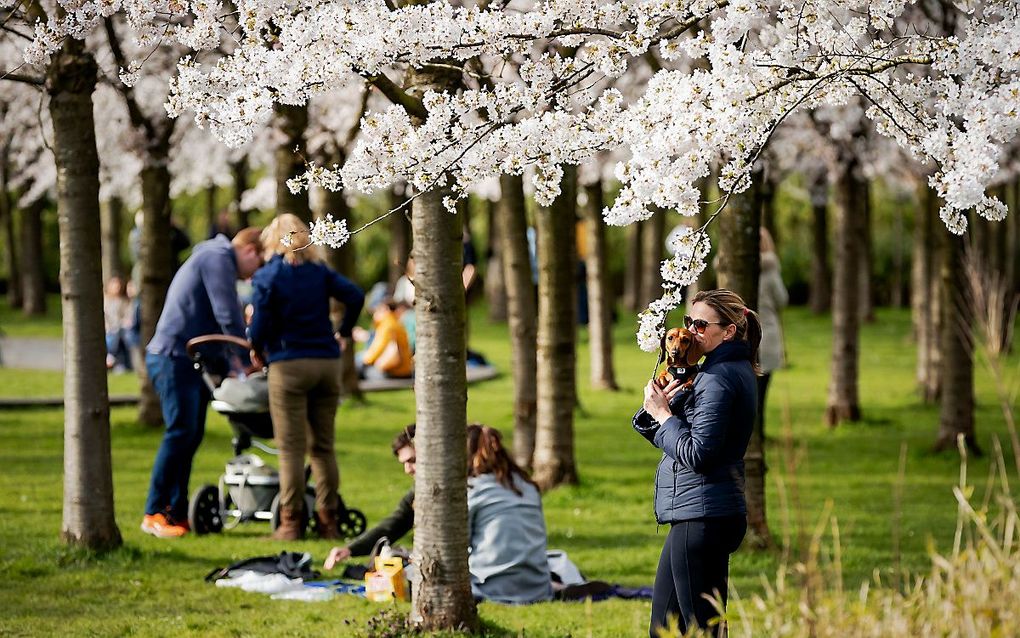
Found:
[365,555,409,602]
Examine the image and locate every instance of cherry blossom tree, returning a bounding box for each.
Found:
[17,0,1020,626]
[2,1,121,551]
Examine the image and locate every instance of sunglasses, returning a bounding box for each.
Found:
[683,315,725,334]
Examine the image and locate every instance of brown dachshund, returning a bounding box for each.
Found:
[655,326,704,391]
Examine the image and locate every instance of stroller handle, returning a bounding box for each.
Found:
[186,334,253,359]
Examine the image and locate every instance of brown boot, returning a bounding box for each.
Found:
[270,507,304,541]
[317,507,340,540]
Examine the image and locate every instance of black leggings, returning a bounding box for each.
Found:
[650,516,747,638]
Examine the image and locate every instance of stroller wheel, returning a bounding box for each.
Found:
[338,508,367,539]
[189,484,223,535]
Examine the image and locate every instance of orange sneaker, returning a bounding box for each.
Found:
[140,513,188,538]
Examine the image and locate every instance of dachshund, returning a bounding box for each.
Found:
[655,326,704,391]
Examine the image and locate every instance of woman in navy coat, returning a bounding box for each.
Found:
[634,289,762,637]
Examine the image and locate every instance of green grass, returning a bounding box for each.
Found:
[0,304,1018,636]
[0,294,63,338]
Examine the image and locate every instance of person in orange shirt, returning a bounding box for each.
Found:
[357,299,414,380]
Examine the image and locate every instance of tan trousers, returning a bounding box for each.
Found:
[268,357,341,513]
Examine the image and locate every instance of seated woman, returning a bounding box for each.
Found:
[356,299,414,380]
[466,423,553,604]
[323,423,552,605]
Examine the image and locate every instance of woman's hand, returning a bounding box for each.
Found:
[643,380,677,424]
[324,546,351,570]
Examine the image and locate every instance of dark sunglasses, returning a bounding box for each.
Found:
[684,315,725,334]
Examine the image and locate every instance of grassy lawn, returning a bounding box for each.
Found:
[0,304,1017,636]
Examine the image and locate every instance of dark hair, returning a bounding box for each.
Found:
[466,424,536,496]
[691,289,763,374]
[391,424,416,456]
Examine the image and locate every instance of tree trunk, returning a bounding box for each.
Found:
[760,170,778,249]
[101,196,125,283]
[623,222,643,312]
[583,180,618,390]
[858,182,875,322]
[889,198,906,308]
[388,184,412,290]
[19,197,47,316]
[715,181,769,548]
[409,185,476,631]
[639,210,665,308]
[826,160,864,426]
[137,157,173,427]
[532,166,579,489]
[497,174,538,469]
[933,230,979,454]
[313,182,362,401]
[484,199,508,322]
[1008,179,1019,299]
[913,186,942,403]
[204,185,217,237]
[0,163,23,309]
[404,62,477,631]
[808,174,831,314]
[47,35,122,551]
[273,103,311,222]
[231,157,250,228]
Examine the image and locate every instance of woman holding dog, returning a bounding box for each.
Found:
[634,289,760,637]
[249,214,364,541]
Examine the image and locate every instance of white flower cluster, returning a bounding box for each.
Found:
[19,0,1020,349]
[308,214,351,249]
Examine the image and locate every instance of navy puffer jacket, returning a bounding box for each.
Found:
[633,340,757,524]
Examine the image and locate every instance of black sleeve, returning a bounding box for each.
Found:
[346,488,415,557]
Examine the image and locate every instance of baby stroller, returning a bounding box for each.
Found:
[185,334,367,538]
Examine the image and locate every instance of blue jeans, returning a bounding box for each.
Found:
[144,352,211,520]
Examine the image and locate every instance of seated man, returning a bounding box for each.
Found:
[325,425,416,567]
[356,299,414,380]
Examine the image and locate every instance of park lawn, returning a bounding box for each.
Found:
[0,305,1017,636]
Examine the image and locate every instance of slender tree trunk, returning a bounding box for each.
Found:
[231,158,250,228]
[388,184,412,290]
[623,222,643,312]
[583,180,618,390]
[19,197,47,316]
[273,103,311,222]
[497,174,538,469]
[933,230,979,454]
[1008,179,1019,298]
[47,34,121,550]
[826,160,864,426]
[404,63,477,631]
[858,182,875,322]
[484,199,508,322]
[409,184,476,630]
[313,182,361,401]
[639,210,665,307]
[101,196,125,283]
[889,197,905,308]
[716,181,769,549]
[760,170,778,249]
[808,174,831,314]
[204,185,217,237]
[0,162,23,309]
[137,156,173,427]
[913,186,942,402]
[532,166,579,489]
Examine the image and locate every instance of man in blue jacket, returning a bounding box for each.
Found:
[141,228,264,538]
